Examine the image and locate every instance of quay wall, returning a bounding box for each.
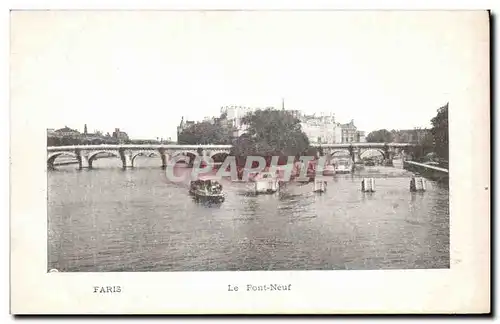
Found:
[403,160,449,182]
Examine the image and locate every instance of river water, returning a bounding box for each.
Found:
[48,157,449,271]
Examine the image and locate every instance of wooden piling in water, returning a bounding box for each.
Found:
[410,177,426,192]
[361,178,375,192]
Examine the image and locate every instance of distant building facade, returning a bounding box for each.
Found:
[220,105,255,138]
[339,120,357,143]
[202,116,216,124]
[112,128,129,142]
[337,120,366,143]
[49,126,81,138]
[357,131,366,142]
[298,112,337,144]
[177,117,196,140]
[297,114,366,144]
[82,123,107,141]
[48,124,129,145]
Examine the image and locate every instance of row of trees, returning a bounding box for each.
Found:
[231,109,310,157]
[365,129,434,145]
[365,103,449,161]
[366,129,394,143]
[177,114,234,145]
[430,103,449,161]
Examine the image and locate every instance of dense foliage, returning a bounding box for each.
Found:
[230,108,310,159]
[366,129,394,143]
[430,103,449,161]
[365,103,448,163]
[177,116,234,145]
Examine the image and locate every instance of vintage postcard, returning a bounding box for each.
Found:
[10,10,490,314]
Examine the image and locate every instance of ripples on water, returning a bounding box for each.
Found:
[48,157,449,271]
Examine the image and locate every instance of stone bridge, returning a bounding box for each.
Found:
[47,143,415,169]
[313,142,415,164]
[47,144,232,169]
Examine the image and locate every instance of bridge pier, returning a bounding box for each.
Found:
[74,149,92,169]
[353,150,361,163]
[119,150,133,169]
[78,154,91,169]
[159,150,168,169]
[384,152,394,166]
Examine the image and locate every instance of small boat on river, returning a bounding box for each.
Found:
[313,179,328,193]
[189,178,225,203]
[335,159,353,174]
[323,164,336,176]
[253,172,279,194]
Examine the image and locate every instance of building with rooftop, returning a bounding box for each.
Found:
[337,120,366,143]
[112,128,129,143]
[298,112,337,144]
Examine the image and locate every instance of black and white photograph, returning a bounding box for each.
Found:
[9,8,490,314]
[42,10,452,273]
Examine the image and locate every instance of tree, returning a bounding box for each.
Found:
[47,136,61,146]
[420,132,435,156]
[177,114,234,145]
[366,129,394,143]
[430,103,449,161]
[231,108,310,161]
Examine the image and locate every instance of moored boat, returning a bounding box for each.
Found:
[335,159,353,174]
[253,172,280,194]
[313,179,328,193]
[189,178,225,203]
[323,164,336,176]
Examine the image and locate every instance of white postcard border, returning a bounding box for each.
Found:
[9,9,490,314]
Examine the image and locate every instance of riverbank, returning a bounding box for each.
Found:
[403,160,449,182]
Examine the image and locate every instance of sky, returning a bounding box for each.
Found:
[11,11,484,140]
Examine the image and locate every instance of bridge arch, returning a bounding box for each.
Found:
[359,148,386,160]
[321,150,352,165]
[131,150,161,167]
[327,149,351,158]
[87,150,121,168]
[47,151,79,168]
